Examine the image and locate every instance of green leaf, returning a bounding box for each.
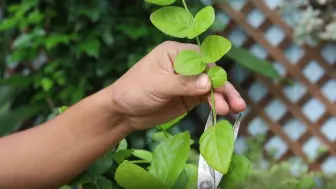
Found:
[188,6,215,39]
[96,177,113,189]
[117,139,128,151]
[294,178,316,189]
[40,78,53,91]
[87,153,113,176]
[45,34,73,50]
[149,131,191,188]
[26,10,43,25]
[0,85,18,107]
[199,120,234,174]
[59,186,71,189]
[184,164,198,189]
[0,18,18,31]
[174,164,198,189]
[101,30,114,47]
[115,162,166,189]
[201,35,232,63]
[157,112,187,130]
[112,149,133,164]
[74,6,101,22]
[145,0,176,6]
[13,33,32,49]
[68,171,92,185]
[82,183,97,189]
[77,39,101,58]
[0,105,42,136]
[151,131,172,141]
[174,50,205,75]
[150,6,193,38]
[219,154,251,188]
[207,66,227,88]
[58,106,69,114]
[132,149,152,162]
[227,46,283,80]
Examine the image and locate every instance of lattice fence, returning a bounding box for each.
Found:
[213,0,335,174]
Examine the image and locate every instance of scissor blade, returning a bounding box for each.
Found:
[197,111,216,189]
[214,113,242,188]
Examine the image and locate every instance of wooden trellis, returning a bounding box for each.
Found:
[214,0,335,172]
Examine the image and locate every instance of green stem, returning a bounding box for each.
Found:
[210,87,216,125]
[181,0,190,13]
[196,34,216,126]
[185,2,216,126]
[196,36,201,46]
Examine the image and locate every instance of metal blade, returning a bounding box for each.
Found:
[197,111,216,189]
[214,113,243,188]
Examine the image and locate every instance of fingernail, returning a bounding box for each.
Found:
[197,74,209,89]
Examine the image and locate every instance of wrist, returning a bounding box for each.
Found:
[91,87,134,138]
[98,85,135,134]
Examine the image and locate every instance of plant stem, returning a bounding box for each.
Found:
[182,0,190,13]
[45,96,55,110]
[210,87,216,125]
[196,36,201,46]
[196,36,216,126]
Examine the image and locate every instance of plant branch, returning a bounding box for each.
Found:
[45,96,55,110]
[210,88,216,125]
[181,0,190,13]
[195,34,216,126]
[196,36,201,46]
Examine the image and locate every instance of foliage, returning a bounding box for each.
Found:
[0,0,170,135]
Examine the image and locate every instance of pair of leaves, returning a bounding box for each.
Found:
[219,154,251,189]
[174,35,230,88]
[115,131,191,189]
[199,120,234,174]
[150,6,214,39]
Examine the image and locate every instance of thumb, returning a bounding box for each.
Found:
[160,73,211,97]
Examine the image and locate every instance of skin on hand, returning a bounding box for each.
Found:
[106,40,246,131]
[0,41,246,189]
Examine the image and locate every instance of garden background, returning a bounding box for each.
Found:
[0,0,335,188]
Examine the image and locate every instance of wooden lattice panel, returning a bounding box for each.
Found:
[214,0,336,174]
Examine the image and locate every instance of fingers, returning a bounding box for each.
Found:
[213,82,246,115]
[207,92,230,115]
[160,73,211,97]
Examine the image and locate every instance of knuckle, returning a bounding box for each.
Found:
[178,76,188,89]
[161,40,177,47]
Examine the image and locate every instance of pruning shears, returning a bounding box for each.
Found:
[197,111,242,189]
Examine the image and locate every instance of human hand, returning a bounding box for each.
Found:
[106,41,246,131]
